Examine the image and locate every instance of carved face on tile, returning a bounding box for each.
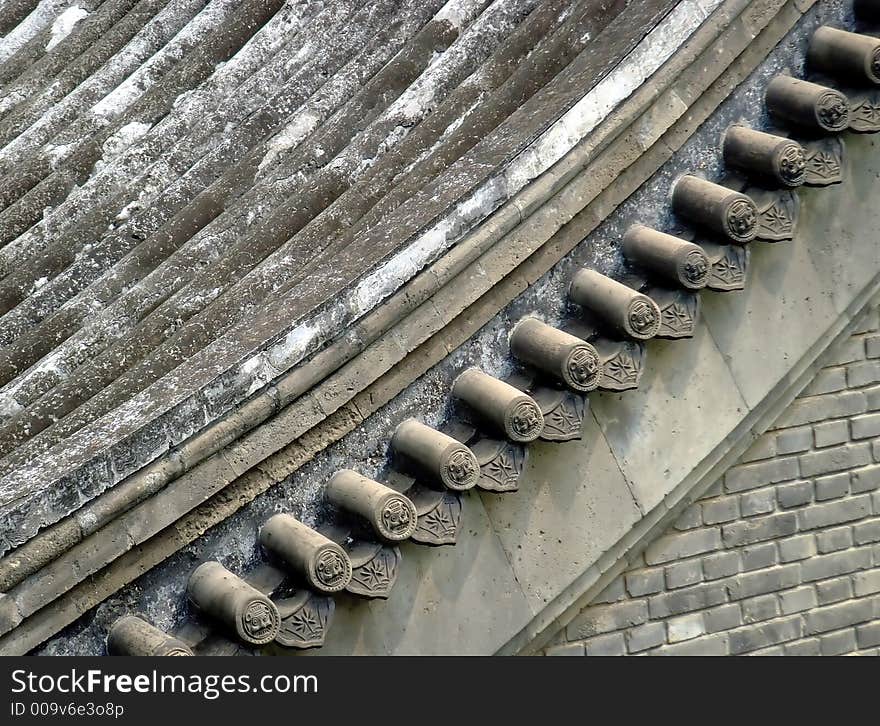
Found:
[165,648,193,656]
[817,91,848,131]
[724,199,757,241]
[508,399,543,440]
[777,144,806,185]
[680,250,710,287]
[443,448,479,489]
[380,495,416,539]
[627,299,659,337]
[314,549,350,589]
[241,600,278,642]
[565,346,600,391]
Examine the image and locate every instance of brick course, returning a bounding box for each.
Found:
[544,306,880,656]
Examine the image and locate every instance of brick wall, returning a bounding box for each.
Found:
[544,304,880,656]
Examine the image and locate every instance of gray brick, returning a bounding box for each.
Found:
[852,413,880,440]
[776,391,866,428]
[545,643,584,656]
[722,512,797,547]
[673,507,703,531]
[820,629,857,656]
[741,543,778,572]
[823,337,866,366]
[701,496,740,525]
[665,560,703,590]
[852,309,879,335]
[801,549,873,582]
[740,489,776,517]
[746,645,785,656]
[741,594,780,623]
[667,613,706,643]
[567,600,649,640]
[854,519,880,545]
[816,526,854,554]
[595,578,627,604]
[741,435,776,463]
[851,465,880,494]
[583,632,626,656]
[702,551,740,580]
[867,335,880,359]
[856,622,880,648]
[779,586,818,614]
[797,495,872,530]
[874,542,880,566]
[775,427,813,455]
[728,616,803,654]
[784,638,821,656]
[803,598,879,635]
[853,569,880,597]
[648,582,727,618]
[652,633,729,656]
[725,457,800,493]
[802,367,846,396]
[814,420,849,448]
[874,439,880,463]
[776,480,813,509]
[875,490,880,515]
[847,360,880,388]
[816,576,853,605]
[702,481,724,498]
[624,622,666,653]
[644,528,721,565]
[868,386,880,412]
[727,565,801,601]
[704,603,742,633]
[779,534,816,563]
[800,443,872,478]
[625,568,664,597]
[814,472,850,501]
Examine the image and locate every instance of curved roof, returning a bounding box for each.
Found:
[0,0,692,549]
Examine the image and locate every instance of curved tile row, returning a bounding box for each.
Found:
[0,0,701,557]
[102,14,880,655]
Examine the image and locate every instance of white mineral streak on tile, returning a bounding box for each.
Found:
[0,0,206,167]
[258,110,321,171]
[24,0,713,431]
[0,0,69,63]
[400,95,483,178]
[0,0,303,286]
[434,0,484,30]
[252,0,720,378]
[45,5,88,50]
[265,323,320,373]
[44,142,75,169]
[353,217,456,317]
[503,0,719,192]
[0,349,70,425]
[345,0,719,326]
[100,121,153,161]
[0,0,722,528]
[91,0,241,120]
